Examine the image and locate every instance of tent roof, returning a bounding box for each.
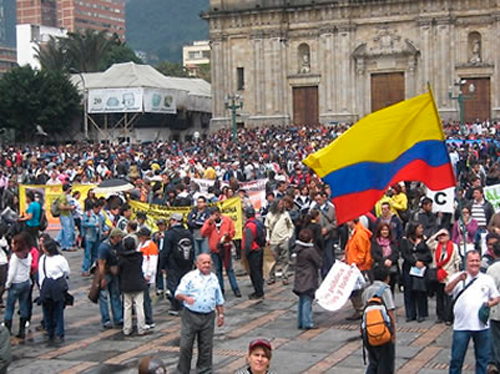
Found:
[70,62,212,112]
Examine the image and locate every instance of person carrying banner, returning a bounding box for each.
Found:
[343,218,373,320]
[361,266,396,374]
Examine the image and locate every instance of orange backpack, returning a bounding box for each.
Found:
[361,285,392,347]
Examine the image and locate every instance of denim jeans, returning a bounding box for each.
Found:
[43,300,65,338]
[297,293,313,329]
[194,238,209,258]
[4,280,31,321]
[211,252,239,294]
[450,329,490,374]
[99,275,122,326]
[143,285,154,325]
[82,240,98,272]
[57,215,74,250]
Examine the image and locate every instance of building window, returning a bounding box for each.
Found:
[237,67,244,91]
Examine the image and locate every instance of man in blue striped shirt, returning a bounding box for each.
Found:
[175,253,225,374]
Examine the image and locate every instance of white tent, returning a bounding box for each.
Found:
[70,62,211,113]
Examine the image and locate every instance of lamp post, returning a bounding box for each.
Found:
[70,68,89,140]
[449,79,475,136]
[224,94,243,143]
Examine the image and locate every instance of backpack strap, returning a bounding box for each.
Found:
[374,284,387,299]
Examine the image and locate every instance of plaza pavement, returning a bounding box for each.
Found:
[7,250,476,374]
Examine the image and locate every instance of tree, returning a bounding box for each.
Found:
[0,66,81,142]
[35,29,142,73]
[155,61,189,77]
[197,63,211,83]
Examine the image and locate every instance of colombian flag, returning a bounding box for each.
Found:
[303,91,456,225]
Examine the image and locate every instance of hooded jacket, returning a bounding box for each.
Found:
[118,250,147,293]
[345,221,373,271]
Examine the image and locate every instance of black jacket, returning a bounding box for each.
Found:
[118,250,147,293]
[371,238,399,268]
[293,241,322,297]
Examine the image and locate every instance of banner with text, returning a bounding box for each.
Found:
[19,184,96,231]
[426,187,455,214]
[485,183,500,212]
[129,196,243,239]
[315,262,362,312]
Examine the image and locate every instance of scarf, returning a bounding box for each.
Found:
[435,241,454,269]
[376,237,392,258]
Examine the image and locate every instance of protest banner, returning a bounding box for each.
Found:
[485,183,500,212]
[315,261,362,312]
[191,178,268,212]
[426,187,455,214]
[19,184,96,231]
[129,196,243,239]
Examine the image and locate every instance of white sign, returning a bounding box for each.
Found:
[88,88,143,113]
[143,88,176,114]
[315,262,362,312]
[485,183,500,212]
[426,187,455,214]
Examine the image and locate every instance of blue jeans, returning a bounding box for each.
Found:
[57,215,74,250]
[4,280,31,321]
[297,293,313,329]
[450,329,490,374]
[82,240,98,272]
[144,285,154,325]
[99,275,122,326]
[43,300,65,338]
[194,238,209,258]
[211,252,239,294]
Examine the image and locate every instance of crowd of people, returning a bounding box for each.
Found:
[0,122,499,373]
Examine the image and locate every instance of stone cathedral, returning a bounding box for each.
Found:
[203,0,500,129]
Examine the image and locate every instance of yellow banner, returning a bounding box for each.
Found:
[129,197,243,239]
[19,184,96,231]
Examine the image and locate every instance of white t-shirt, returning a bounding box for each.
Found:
[450,272,500,331]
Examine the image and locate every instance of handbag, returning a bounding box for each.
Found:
[88,266,101,304]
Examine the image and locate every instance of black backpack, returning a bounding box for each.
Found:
[251,219,267,247]
[39,209,48,231]
[173,227,194,267]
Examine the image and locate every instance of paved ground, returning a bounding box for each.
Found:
[7,249,477,374]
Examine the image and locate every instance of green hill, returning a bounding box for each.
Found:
[125,0,208,63]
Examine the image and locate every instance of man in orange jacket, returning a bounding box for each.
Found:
[344,218,373,320]
[200,207,241,298]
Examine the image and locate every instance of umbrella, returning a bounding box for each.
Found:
[94,179,134,194]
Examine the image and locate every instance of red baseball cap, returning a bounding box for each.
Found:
[249,338,272,351]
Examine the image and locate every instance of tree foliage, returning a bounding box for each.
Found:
[0,66,81,142]
[36,29,142,73]
[155,61,190,77]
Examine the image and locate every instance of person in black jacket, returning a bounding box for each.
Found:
[119,237,148,336]
[371,222,400,293]
[401,222,433,323]
[293,228,322,330]
[160,213,194,316]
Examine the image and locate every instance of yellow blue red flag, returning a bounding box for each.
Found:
[303,91,456,225]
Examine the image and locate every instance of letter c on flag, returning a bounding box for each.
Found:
[435,192,446,206]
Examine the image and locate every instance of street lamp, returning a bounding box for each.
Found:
[70,68,89,140]
[224,94,243,143]
[449,78,475,136]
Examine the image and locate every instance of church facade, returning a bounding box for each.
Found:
[203,0,500,128]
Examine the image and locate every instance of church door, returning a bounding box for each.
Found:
[293,86,319,126]
[371,72,405,113]
[463,78,490,122]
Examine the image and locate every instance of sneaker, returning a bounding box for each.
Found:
[102,322,112,330]
[249,293,264,300]
[267,279,276,285]
[25,321,30,329]
[144,323,155,330]
[138,330,152,336]
[168,310,180,316]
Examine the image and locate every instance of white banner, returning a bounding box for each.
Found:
[426,187,455,214]
[143,88,176,114]
[315,262,362,312]
[191,178,268,211]
[485,183,500,212]
[88,88,143,113]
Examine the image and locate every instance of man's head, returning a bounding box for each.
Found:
[314,192,325,207]
[245,206,256,219]
[472,187,484,202]
[421,197,433,213]
[466,250,481,276]
[137,212,147,224]
[196,253,211,275]
[197,196,207,211]
[137,227,151,242]
[169,213,183,225]
[381,202,391,218]
[109,228,124,245]
[210,206,221,221]
[62,183,72,194]
[156,218,167,231]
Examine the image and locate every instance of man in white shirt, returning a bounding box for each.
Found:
[445,250,500,374]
